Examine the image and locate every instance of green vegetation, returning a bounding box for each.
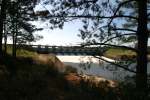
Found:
[3,45,37,58]
[46,0,148,92]
[0,0,149,99]
[16,49,37,58]
[104,48,136,60]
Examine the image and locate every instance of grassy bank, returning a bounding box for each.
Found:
[104,48,136,60]
[0,48,120,100]
[0,47,148,100]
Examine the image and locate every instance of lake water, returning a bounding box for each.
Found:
[57,55,150,81]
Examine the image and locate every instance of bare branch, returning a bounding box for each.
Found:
[111,28,137,32]
[94,56,136,73]
[81,42,137,52]
[46,15,137,20]
[108,0,137,27]
[147,13,150,17]
[103,33,136,43]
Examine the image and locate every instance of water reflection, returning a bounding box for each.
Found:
[57,55,137,81]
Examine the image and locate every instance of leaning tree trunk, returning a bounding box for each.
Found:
[136,0,148,95]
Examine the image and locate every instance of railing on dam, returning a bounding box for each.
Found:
[17,44,106,56]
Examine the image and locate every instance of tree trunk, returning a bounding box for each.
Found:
[4,35,7,55]
[13,22,18,58]
[136,0,148,95]
[12,25,16,58]
[0,0,7,57]
[12,17,16,58]
[3,18,8,55]
[12,33,16,58]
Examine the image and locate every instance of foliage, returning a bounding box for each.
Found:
[35,0,149,90]
[0,0,43,57]
[3,44,37,57]
[6,0,43,44]
[64,65,77,74]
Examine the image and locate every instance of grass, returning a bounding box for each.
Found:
[104,48,136,60]
[4,45,37,58]
[0,45,149,100]
[0,47,119,100]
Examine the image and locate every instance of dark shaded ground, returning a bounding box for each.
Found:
[0,53,149,100]
[0,54,119,100]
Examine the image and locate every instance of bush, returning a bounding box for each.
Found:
[64,65,77,74]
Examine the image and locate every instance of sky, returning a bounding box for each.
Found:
[32,0,150,46]
[32,1,84,46]
[32,20,83,46]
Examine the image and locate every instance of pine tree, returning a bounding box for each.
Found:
[36,0,149,96]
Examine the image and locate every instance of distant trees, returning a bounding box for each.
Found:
[0,0,42,57]
[36,0,149,95]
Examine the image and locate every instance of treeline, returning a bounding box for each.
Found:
[0,0,42,57]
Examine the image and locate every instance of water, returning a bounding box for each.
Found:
[57,55,139,81]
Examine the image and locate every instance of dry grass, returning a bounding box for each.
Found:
[0,48,147,100]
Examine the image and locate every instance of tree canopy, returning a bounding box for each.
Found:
[0,0,149,98]
[0,0,43,57]
[35,0,149,95]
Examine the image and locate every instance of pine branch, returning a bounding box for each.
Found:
[107,0,137,27]
[81,42,137,52]
[46,15,137,20]
[103,33,136,43]
[111,28,137,32]
[94,56,136,73]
